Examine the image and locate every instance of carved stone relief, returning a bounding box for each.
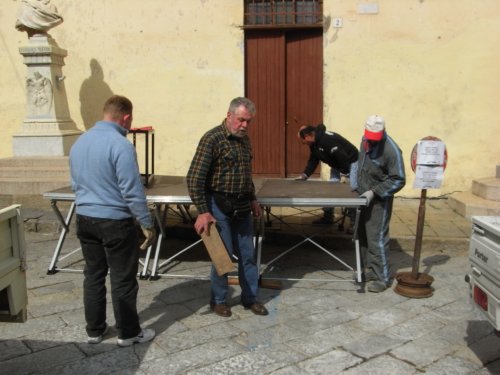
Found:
[27,71,52,114]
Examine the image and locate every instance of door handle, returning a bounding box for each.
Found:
[472,266,482,277]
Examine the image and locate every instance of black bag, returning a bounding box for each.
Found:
[212,192,251,219]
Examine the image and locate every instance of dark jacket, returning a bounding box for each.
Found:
[357,133,406,198]
[303,124,358,176]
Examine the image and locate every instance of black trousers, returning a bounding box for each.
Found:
[76,214,141,339]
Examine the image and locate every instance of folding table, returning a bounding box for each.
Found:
[43,177,367,282]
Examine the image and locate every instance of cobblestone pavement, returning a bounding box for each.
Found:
[1,197,499,374]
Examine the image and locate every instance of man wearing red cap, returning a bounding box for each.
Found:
[357,115,406,292]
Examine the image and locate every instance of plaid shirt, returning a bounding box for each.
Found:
[187,121,256,214]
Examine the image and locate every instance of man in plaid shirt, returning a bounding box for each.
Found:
[187,97,268,317]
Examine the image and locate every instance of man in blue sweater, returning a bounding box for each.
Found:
[70,95,156,346]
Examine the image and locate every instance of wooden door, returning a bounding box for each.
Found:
[245,30,286,177]
[245,28,323,177]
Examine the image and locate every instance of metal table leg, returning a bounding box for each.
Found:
[258,205,362,282]
[47,201,76,274]
[148,204,166,279]
[352,207,363,283]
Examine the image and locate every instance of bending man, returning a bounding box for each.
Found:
[297,123,359,226]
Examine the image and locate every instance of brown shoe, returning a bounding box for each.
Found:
[210,303,232,317]
[243,302,269,316]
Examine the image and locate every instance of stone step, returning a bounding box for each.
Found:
[0,156,69,168]
[448,191,500,218]
[0,166,70,179]
[0,177,70,195]
[0,157,71,194]
[472,177,500,201]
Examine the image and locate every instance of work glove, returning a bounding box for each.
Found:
[360,190,375,205]
[295,174,308,181]
[340,175,349,184]
[140,225,156,251]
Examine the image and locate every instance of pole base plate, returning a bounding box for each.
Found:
[394,272,434,298]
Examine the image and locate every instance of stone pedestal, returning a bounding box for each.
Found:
[12,34,82,156]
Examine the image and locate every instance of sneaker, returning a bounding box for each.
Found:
[117,328,156,347]
[367,280,388,293]
[87,323,109,344]
[312,216,334,226]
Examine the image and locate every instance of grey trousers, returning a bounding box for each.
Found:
[358,196,394,285]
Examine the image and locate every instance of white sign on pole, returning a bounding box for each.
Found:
[416,140,445,165]
[411,137,447,189]
[413,165,444,189]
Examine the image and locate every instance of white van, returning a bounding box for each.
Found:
[466,216,500,331]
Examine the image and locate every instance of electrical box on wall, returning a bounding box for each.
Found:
[357,3,379,14]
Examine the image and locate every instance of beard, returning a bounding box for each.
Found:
[232,129,247,138]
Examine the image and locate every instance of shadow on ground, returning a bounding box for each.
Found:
[1,278,211,374]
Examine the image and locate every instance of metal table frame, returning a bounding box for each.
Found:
[142,194,203,280]
[257,196,365,283]
[44,191,80,274]
[43,178,367,282]
[128,127,155,188]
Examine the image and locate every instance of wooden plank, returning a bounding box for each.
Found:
[228,276,282,290]
[200,226,235,276]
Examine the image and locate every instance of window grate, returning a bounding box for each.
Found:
[244,0,323,27]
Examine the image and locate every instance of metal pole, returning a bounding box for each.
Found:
[411,189,427,279]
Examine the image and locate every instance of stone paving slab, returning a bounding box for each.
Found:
[342,354,418,375]
[2,198,500,374]
[343,332,408,359]
[423,355,482,375]
[390,335,461,368]
[296,349,363,374]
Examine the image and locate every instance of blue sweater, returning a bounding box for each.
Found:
[69,121,153,228]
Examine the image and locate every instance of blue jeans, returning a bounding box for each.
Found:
[76,214,142,340]
[349,161,359,192]
[208,195,259,305]
[329,161,359,191]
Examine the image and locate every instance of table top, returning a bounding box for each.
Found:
[256,179,364,207]
[44,176,366,207]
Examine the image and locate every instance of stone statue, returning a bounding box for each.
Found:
[15,0,63,37]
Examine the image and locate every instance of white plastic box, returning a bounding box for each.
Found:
[0,205,28,322]
[467,216,500,330]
